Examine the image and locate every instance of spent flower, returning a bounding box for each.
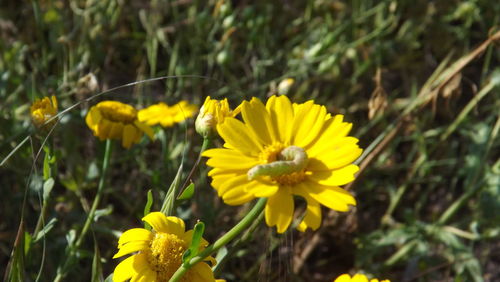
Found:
[195,96,241,138]
[30,95,58,129]
[138,101,197,128]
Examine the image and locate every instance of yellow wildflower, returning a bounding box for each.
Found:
[113,212,222,282]
[138,101,198,128]
[85,101,154,149]
[203,95,362,233]
[195,96,241,138]
[334,273,390,282]
[30,95,58,128]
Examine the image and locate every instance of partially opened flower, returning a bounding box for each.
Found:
[195,96,241,138]
[30,95,58,128]
[113,212,222,282]
[334,273,390,282]
[138,101,198,128]
[86,101,154,149]
[203,95,362,233]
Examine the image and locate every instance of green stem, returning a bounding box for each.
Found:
[169,198,267,282]
[75,139,113,247]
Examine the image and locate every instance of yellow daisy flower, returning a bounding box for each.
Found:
[85,101,154,149]
[30,95,58,128]
[334,273,390,282]
[113,212,222,282]
[195,96,241,138]
[138,101,198,128]
[203,95,362,233]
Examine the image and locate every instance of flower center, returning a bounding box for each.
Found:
[97,101,137,123]
[249,144,309,186]
[146,232,192,282]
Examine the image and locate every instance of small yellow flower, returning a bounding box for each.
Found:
[85,101,154,149]
[138,101,198,128]
[334,273,390,282]
[30,96,58,128]
[203,95,362,233]
[195,96,241,138]
[113,212,222,282]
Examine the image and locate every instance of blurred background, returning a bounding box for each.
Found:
[1,0,499,281]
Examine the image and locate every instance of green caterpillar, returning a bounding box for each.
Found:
[247,146,308,180]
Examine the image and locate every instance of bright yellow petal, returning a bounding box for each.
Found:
[290,100,314,144]
[297,196,322,232]
[131,266,157,282]
[266,95,294,143]
[334,274,353,282]
[308,164,359,186]
[113,253,150,282]
[217,174,250,196]
[113,240,149,259]
[293,103,328,148]
[241,98,277,144]
[222,185,255,205]
[244,180,279,198]
[190,262,215,282]
[97,119,112,140]
[142,212,185,236]
[307,145,362,171]
[265,187,294,233]
[217,118,263,156]
[306,115,354,153]
[204,148,261,170]
[108,122,124,139]
[134,120,155,140]
[182,229,209,248]
[118,228,152,246]
[85,107,102,130]
[300,182,356,212]
[352,274,370,282]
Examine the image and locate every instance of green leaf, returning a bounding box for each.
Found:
[144,189,153,230]
[43,177,54,202]
[182,221,205,263]
[43,146,51,180]
[177,182,195,200]
[33,218,58,242]
[160,163,183,216]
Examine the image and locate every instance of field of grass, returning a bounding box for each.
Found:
[1,0,499,281]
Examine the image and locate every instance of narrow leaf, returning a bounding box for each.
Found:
[177,182,195,200]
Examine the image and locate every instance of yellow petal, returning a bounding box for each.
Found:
[134,120,155,140]
[244,180,279,198]
[290,100,314,144]
[204,148,261,170]
[190,262,215,282]
[222,185,255,205]
[131,266,157,282]
[142,212,185,236]
[265,187,294,233]
[113,253,150,282]
[307,145,362,171]
[334,274,353,282]
[113,240,149,259]
[301,182,356,212]
[241,98,276,144]
[108,122,124,139]
[217,118,262,156]
[122,124,137,148]
[293,103,328,148]
[217,174,250,196]
[182,229,209,248]
[97,119,112,140]
[352,274,370,282]
[118,228,152,246]
[85,107,102,131]
[308,164,359,186]
[297,196,322,232]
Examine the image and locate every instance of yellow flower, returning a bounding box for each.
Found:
[113,212,221,282]
[195,96,241,138]
[138,101,198,127]
[203,95,362,233]
[30,95,58,128]
[85,101,154,149]
[334,273,390,282]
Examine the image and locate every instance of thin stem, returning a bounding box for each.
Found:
[169,197,267,282]
[75,139,113,247]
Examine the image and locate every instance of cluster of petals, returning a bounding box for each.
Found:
[86,101,154,148]
[138,101,198,128]
[195,96,241,137]
[203,95,362,233]
[334,273,390,282]
[30,95,58,128]
[113,212,222,282]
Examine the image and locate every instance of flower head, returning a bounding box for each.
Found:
[334,273,390,282]
[113,212,221,282]
[85,101,154,149]
[138,101,198,128]
[30,96,58,128]
[195,96,241,138]
[203,95,362,233]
